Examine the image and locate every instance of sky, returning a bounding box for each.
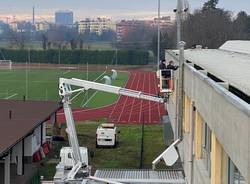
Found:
[0,0,249,22]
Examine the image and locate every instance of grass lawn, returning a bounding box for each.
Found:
[38,121,166,179]
[0,69,128,108]
[86,72,129,108]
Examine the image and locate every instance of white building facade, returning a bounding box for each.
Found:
[165,40,250,184]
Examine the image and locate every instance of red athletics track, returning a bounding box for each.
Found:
[57,70,166,125]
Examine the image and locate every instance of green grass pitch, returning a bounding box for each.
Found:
[0,69,128,108]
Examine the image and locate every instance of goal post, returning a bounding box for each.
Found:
[0,60,12,70]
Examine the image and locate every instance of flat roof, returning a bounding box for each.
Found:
[182,49,250,96]
[170,41,250,96]
[0,100,62,157]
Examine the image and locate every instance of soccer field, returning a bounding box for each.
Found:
[0,69,128,108]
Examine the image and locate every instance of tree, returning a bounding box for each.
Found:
[70,39,77,50]
[121,23,156,50]
[151,30,174,59]
[202,0,219,10]
[182,8,234,48]
[42,33,48,50]
[233,11,250,39]
[99,29,116,41]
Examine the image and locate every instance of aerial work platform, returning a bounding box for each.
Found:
[94,169,185,184]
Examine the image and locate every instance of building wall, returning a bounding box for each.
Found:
[23,123,46,162]
[78,18,115,35]
[55,11,73,26]
[165,50,250,183]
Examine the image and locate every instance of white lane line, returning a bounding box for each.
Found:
[5,93,18,99]
[128,72,140,122]
[63,70,71,75]
[117,72,137,123]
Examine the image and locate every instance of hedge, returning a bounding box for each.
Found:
[0,49,149,65]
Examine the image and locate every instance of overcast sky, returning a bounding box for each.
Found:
[0,0,249,21]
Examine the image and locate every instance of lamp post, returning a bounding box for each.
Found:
[175,0,189,48]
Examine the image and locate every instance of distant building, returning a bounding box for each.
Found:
[116,20,144,42]
[55,10,73,26]
[35,21,50,31]
[78,17,115,35]
[9,21,18,31]
[151,16,173,28]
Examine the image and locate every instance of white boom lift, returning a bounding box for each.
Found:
[56,77,166,183]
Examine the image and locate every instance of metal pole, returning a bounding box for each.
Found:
[157,0,161,69]
[115,48,118,66]
[177,41,185,139]
[28,48,31,70]
[140,112,145,169]
[25,62,28,100]
[86,62,89,104]
[26,49,30,99]
[188,102,195,184]
[58,48,61,65]
[176,0,182,49]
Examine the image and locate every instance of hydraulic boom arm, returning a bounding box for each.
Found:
[58,77,164,180]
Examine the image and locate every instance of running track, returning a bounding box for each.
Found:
[57,70,166,124]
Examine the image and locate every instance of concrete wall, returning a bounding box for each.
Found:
[166,50,250,183]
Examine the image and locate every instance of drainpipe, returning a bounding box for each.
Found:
[188,102,195,184]
[177,41,185,140]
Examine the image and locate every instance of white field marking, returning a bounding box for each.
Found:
[81,91,98,107]
[80,70,107,107]
[93,70,106,82]
[63,70,71,75]
[58,71,132,115]
[5,93,18,99]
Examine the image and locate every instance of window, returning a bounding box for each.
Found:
[228,159,246,184]
[202,123,211,176]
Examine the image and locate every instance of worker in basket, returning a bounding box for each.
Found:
[159,60,178,90]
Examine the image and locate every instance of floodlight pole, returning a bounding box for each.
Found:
[157,0,161,69]
[176,0,183,49]
[25,62,28,100]
[58,48,61,65]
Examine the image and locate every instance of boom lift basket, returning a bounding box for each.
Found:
[159,69,174,94]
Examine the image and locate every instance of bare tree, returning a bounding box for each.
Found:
[233,11,249,39]
[182,8,234,48]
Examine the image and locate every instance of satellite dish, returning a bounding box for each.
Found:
[162,144,179,166]
[103,75,112,85]
[111,69,117,80]
[152,139,180,169]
